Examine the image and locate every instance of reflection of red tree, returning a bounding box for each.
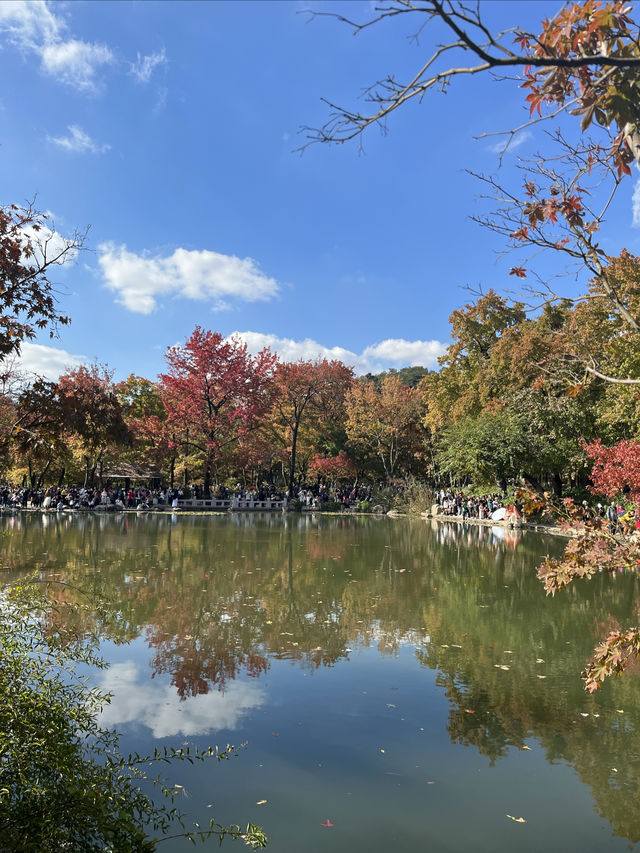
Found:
[147,628,269,698]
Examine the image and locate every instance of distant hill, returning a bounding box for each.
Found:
[359,366,432,388]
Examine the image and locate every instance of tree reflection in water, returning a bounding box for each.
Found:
[2,512,640,842]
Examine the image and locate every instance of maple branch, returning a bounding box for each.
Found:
[584,365,640,385]
[299,1,640,148]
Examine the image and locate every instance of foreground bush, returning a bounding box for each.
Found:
[0,580,266,852]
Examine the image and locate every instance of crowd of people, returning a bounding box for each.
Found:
[0,482,637,533]
[0,481,375,512]
[293,482,374,509]
[0,485,187,511]
[434,489,508,520]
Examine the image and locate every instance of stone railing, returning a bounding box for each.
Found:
[178,498,286,511]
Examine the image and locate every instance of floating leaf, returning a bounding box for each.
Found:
[522,745,532,751]
[506,814,526,823]
[464,709,475,714]
[536,659,545,664]
[494,664,510,670]
[321,819,334,827]
[256,800,267,805]
[580,713,589,717]
[537,675,547,679]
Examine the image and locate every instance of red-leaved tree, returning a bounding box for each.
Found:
[159,327,276,495]
[585,439,640,501]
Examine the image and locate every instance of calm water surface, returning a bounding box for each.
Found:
[2,512,640,852]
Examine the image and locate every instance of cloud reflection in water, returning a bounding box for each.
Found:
[98,661,266,738]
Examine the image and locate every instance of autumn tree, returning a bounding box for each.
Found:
[57,364,131,488]
[11,378,69,487]
[345,374,423,479]
[159,328,276,495]
[270,359,354,497]
[0,202,84,359]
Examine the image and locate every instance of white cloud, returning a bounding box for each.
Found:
[0,0,61,50]
[98,243,281,314]
[0,1,113,92]
[489,130,532,155]
[130,48,167,83]
[230,331,446,374]
[17,342,86,380]
[98,661,266,738]
[632,179,640,227]
[49,123,110,154]
[40,38,113,91]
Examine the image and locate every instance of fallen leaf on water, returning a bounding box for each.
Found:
[616,709,624,714]
[451,643,462,648]
[321,820,334,827]
[464,709,475,714]
[380,749,385,753]
[537,675,547,679]
[272,733,280,737]
[494,664,510,670]
[522,746,532,751]
[503,650,513,654]
[536,659,545,664]
[256,800,267,805]
[386,703,396,708]
[506,815,526,823]
[612,768,618,772]
[580,713,589,717]
[427,781,435,785]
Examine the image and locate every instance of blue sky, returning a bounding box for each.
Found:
[2,0,639,382]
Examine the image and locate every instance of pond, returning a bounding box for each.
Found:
[2,511,640,852]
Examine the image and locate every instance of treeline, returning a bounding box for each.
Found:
[3,250,640,497]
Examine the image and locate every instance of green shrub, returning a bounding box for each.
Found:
[320,501,343,512]
[0,580,266,852]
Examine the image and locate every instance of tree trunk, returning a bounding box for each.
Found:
[288,423,299,499]
[552,472,563,498]
[57,466,65,488]
[37,457,52,489]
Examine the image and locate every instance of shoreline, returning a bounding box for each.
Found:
[419,510,574,538]
[0,505,575,537]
